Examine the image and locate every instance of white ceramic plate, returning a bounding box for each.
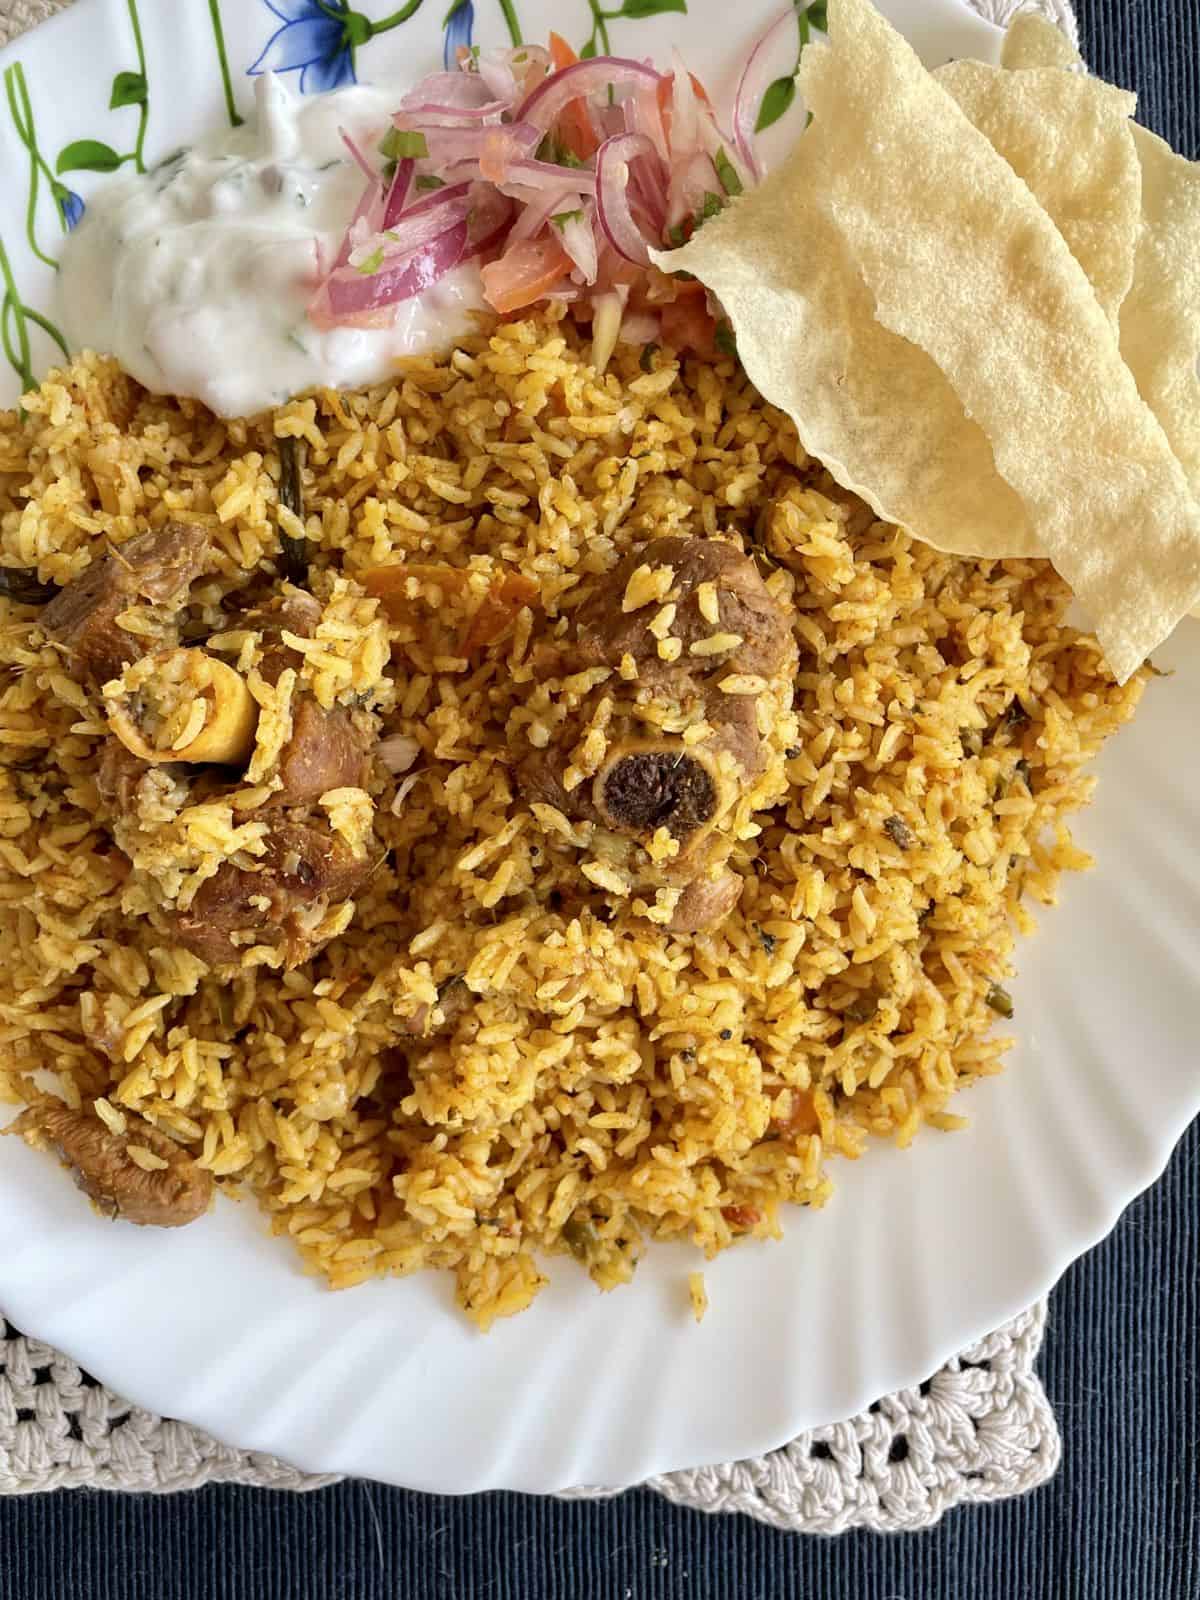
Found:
[2,0,1197,1496]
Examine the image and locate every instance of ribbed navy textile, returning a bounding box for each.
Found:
[1,0,1197,1593]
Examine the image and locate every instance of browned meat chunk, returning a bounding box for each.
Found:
[10,1101,212,1227]
[96,736,153,812]
[573,536,794,684]
[42,523,211,685]
[234,590,373,806]
[667,870,744,934]
[517,536,796,934]
[274,697,369,807]
[168,820,378,968]
[241,589,323,679]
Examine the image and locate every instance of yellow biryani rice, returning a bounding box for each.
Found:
[0,317,1145,1328]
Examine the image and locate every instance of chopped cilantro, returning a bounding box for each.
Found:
[355,246,385,276]
[666,221,688,248]
[714,146,743,196]
[985,983,1014,1019]
[551,208,585,230]
[535,132,584,169]
[379,128,428,161]
[714,320,738,358]
[415,174,445,191]
[639,343,660,372]
[699,190,724,221]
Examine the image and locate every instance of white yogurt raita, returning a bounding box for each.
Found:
[59,74,486,417]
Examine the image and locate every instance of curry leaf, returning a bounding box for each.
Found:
[109,70,148,110]
[56,139,123,175]
[755,76,796,133]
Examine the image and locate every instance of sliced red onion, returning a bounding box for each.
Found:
[626,137,668,233]
[464,185,515,258]
[339,127,379,183]
[557,205,598,285]
[381,157,415,228]
[415,121,540,169]
[508,157,597,191]
[620,309,659,344]
[517,56,661,133]
[596,103,627,142]
[666,149,721,230]
[506,185,587,244]
[399,72,500,112]
[627,82,670,165]
[348,188,472,269]
[668,52,701,159]
[332,178,384,270]
[595,132,663,266]
[475,48,518,102]
[732,5,799,181]
[440,155,597,195]
[479,124,536,183]
[389,179,473,216]
[398,104,510,127]
[470,44,553,103]
[321,218,469,320]
[692,101,747,188]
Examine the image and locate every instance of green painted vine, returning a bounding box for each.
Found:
[582,0,686,59]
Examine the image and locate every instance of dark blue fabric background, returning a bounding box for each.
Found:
[3,1,1199,1593]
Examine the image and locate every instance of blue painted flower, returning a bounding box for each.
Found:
[442,0,474,69]
[53,186,85,231]
[249,0,361,95]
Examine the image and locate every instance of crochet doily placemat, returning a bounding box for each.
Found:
[0,0,1066,1532]
[0,1305,1059,1530]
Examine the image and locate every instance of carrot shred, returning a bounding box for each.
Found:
[548,30,577,69]
[461,573,539,652]
[364,564,539,654]
[549,32,600,160]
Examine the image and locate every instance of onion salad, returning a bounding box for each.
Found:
[308,19,797,364]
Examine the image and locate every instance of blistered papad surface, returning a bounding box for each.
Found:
[936,61,1139,328]
[657,0,1200,681]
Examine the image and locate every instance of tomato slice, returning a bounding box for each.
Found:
[660,293,717,358]
[480,235,574,314]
